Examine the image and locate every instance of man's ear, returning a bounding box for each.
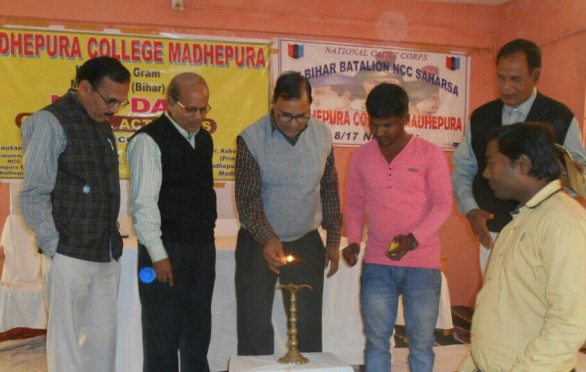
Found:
[517,154,532,175]
[531,67,541,84]
[77,80,92,96]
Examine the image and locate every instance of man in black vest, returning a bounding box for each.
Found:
[452,39,586,274]
[127,72,217,372]
[20,56,130,372]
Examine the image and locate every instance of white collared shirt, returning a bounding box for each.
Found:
[127,112,199,262]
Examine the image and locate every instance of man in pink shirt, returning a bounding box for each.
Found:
[343,83,453,371]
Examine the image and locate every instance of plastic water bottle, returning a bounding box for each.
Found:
[139,267,156,284]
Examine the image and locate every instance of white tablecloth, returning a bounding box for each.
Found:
[116,235,452,372]
[0,213,452,371]
[0,215,49,332]
[229,352,353,372]
[1,215,44,285]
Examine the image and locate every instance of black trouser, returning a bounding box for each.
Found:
[138,241,215,372]
[235,228,325,355]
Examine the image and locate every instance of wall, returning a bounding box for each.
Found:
[497,0,586,142]
[0,0,584,307]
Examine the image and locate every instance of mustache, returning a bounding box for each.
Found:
[104,112,114,117]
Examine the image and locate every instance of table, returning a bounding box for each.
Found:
[116,233,453,372]
[229,352,353,372]
[0,204,452,371]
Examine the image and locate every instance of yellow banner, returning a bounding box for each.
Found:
[0,28,270,180]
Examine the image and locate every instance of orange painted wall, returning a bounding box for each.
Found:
[497,0,586,144]
[0,0,584,306]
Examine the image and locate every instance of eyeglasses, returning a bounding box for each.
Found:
[91,84,130,107]
[174,98,211,115]
[278,113,311,124]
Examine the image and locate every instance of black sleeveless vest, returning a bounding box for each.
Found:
[470,92,573,231]
[131,115,217,244]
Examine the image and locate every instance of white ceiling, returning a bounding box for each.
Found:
[423,0,510,4]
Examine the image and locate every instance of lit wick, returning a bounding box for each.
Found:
[286,255,295,263]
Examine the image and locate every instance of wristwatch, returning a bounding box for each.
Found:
[406,233,419,250]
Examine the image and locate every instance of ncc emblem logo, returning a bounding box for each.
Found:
[288,44,304,59]
[446,56,460,71]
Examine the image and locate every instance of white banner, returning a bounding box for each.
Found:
[277,39,469,150]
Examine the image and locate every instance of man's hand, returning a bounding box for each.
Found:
[153,258,174,287]
[385,234,411,261]
[324,245,339,278]
[262,235,286,274]
[466,208,495,248]
[342,243,360,267]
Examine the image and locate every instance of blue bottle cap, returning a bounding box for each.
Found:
[139,267,156,284]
